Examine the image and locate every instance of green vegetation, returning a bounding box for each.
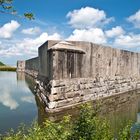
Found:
[0,61,16,71]
[0,66,16,71]
[1,103,140,140]
[0,0,34,20]
[0,61,5,66]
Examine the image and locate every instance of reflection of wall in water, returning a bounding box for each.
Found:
[23,74,47,124]
[16,74,140,132]
[104,91,140,136]
[137,113,140,123]
[23,75,53,124]
[16,72,51,126]
[24,74,36,94]
[137,102,140,126]
[17,72,25,81]
[17,72,36,95]
[138,101,140,113]
[35,89,140,127]
[35,96,48,125]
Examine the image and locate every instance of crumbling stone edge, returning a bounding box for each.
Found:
[33,74,140,113]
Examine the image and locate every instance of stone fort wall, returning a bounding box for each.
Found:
[25,57,39,77]
[17,40,140,112]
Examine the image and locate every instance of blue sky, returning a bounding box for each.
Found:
[0,0,140,65]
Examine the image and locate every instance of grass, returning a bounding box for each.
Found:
[0,66,16,71]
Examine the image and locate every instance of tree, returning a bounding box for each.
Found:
[0,0,34,20]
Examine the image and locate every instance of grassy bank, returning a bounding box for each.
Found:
[1,104,140,140]
[0,66,16,71]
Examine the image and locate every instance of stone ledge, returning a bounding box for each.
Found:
[34,76,140,112]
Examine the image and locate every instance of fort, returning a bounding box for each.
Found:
[17,40,140,113]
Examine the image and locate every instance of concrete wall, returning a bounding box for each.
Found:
[25,57,39,77]
[38,41,49,78]
[70,41,140,79]
[34,40,140,112]
[52,51,84,80]
[25,57,39,72]
[38,40,140,80]
[22,40,140,112]
[17,61,25,72]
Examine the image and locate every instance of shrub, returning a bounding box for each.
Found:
[1,103,140,140]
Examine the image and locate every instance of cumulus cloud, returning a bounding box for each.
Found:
[127,10,140,28]
[67,28,106,44]
[114,34,140,48]
[0,20,20,39]
[105,26,125,38]
[67,7,114,29]
[22,27,41,35]
[0,41,3,50]
[0,32,61,57]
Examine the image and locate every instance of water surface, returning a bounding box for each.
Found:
[0,72,37,134]
[1,71,140,135]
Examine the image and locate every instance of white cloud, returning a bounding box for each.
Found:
[0,20,20,39]
[0,32,61,57]
[21,96,35,103]
[67,28,106,44]
[0,89,19,110]
[22,27,41,35]
[67,7,114,29]
[127,10,140,28]
[0,41,3,50]
[105,26,125,38]
[114,34,140,48]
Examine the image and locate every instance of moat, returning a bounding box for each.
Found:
[0,71,140,135]
[0,72,37,134]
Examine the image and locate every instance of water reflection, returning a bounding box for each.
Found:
[17,72,47,124]
[21,96,35,104]
[137,113,140,123]
[104,96,139,135]
[23,72,140,125]
[15,72,140,134]
[18,73,78,123]
[5,73,140,134]
[0,72,37,134]
[17,71,25,81]
[0,87,19,110]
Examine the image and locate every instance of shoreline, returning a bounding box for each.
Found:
[0,66,17,71]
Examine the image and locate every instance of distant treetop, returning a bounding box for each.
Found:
[0,0,34,20]
[0,61,5,66]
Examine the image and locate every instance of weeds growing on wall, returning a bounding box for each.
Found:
[1,103,140,140]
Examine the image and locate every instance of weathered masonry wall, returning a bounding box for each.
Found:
[38,41,85,80]
[38,40,140,80]
[73,41,140,79]
[25,57,39,77]
[18,40,140,113]
[17,61,25,72]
